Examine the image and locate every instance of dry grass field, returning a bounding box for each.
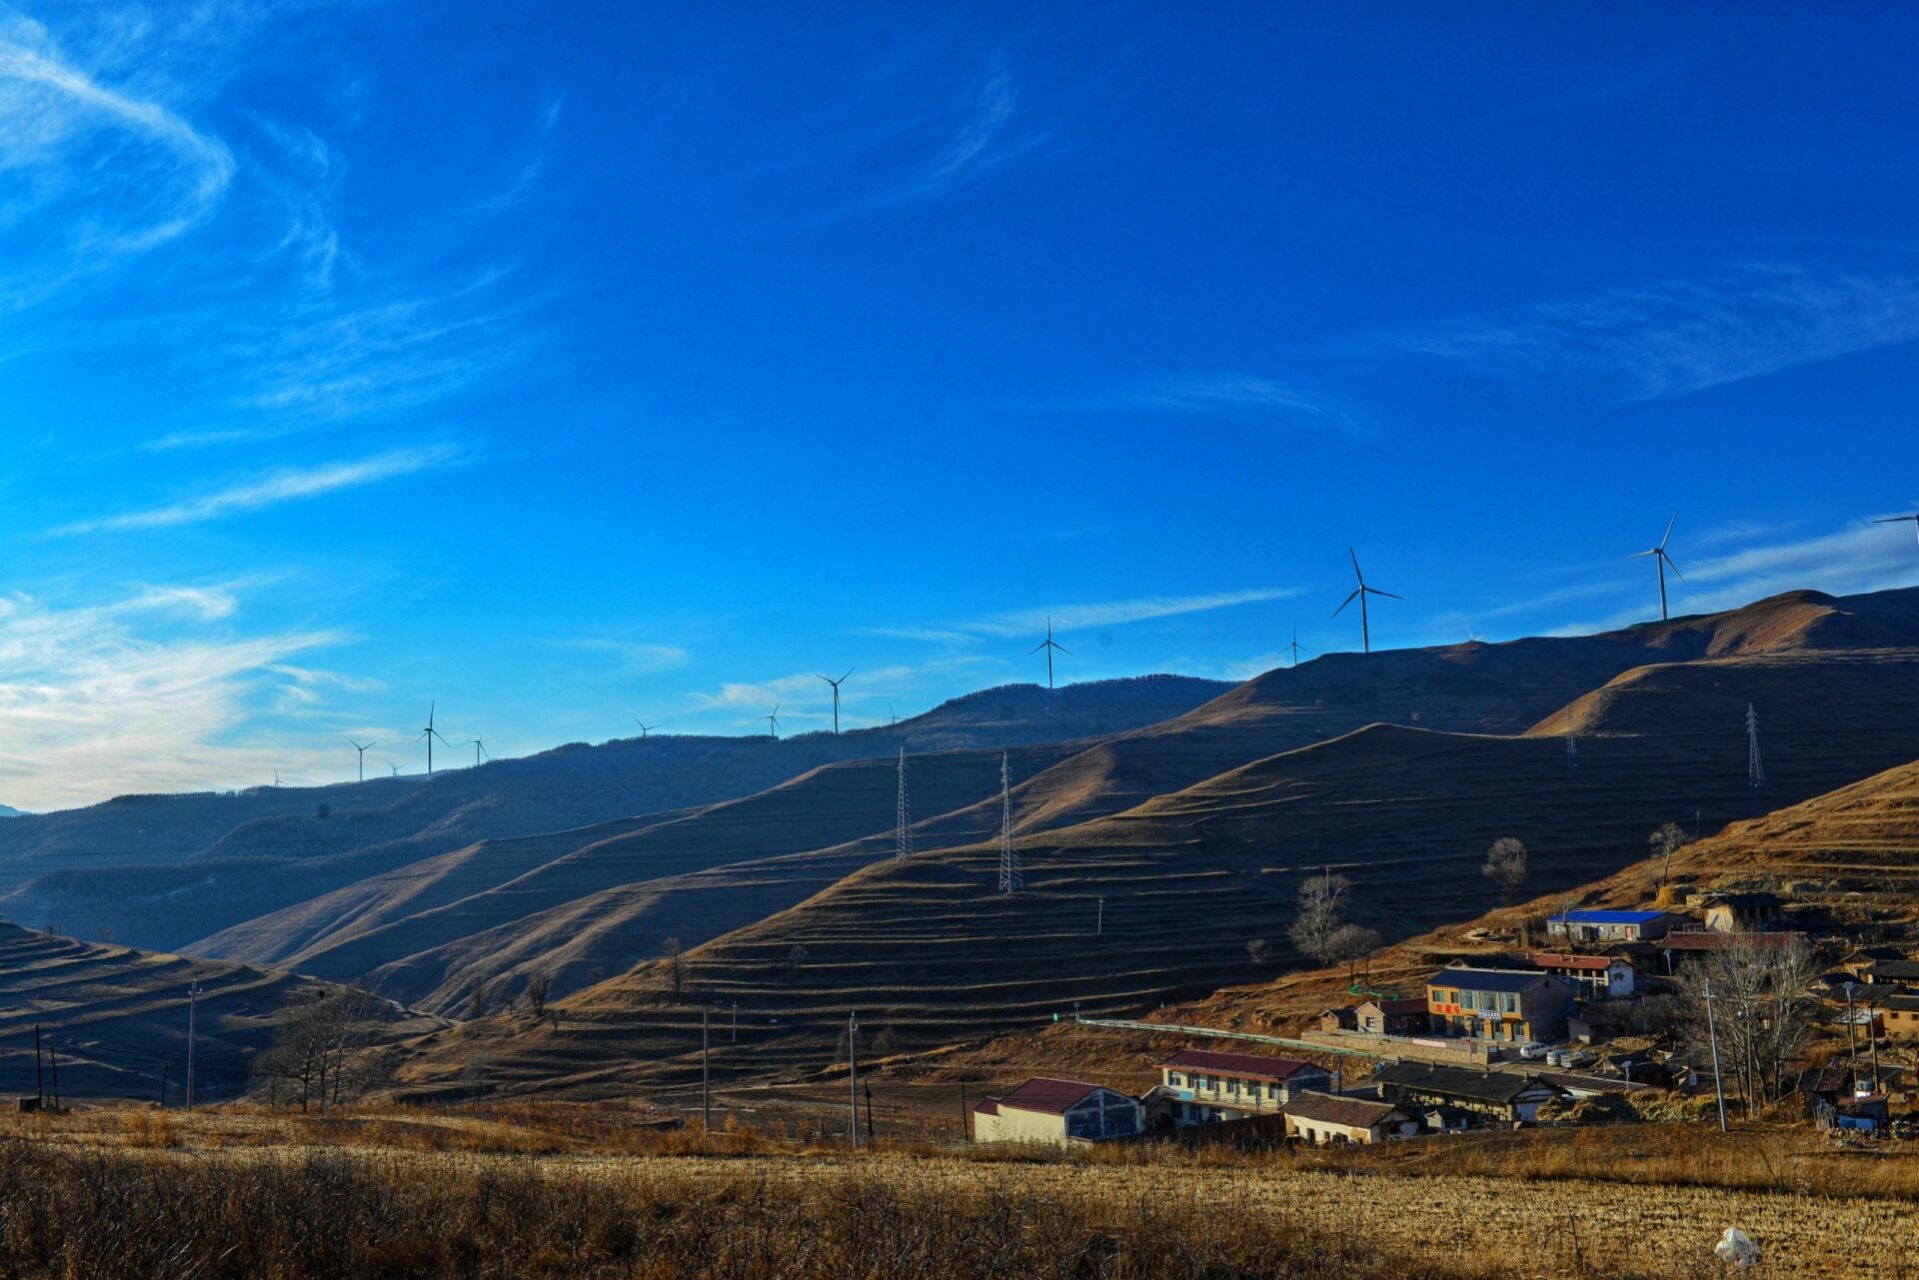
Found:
[5,1106,1918,1278]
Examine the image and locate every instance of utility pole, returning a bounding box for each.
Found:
[1846,983,1860,1075]
[186,981,200,1112]
[864,1080,876,1145]
[1703,979,1728,1133]
[1869,995,1882,1087]
[158,1062,169,1107]
[1095,896,1104,936]
[48,1034,60,1110]
[701,1006,711,1131]
[33,1025,43,1108]
[958,1082,968,1141]
[847,1012,860,1150]
[731,1001,738,1044]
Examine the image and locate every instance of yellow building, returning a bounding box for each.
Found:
[972,1077,1144,1147]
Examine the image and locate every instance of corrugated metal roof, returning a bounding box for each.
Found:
[1281,1092,1407,1129]
[1155,1048,1321,1080]
[1430,966,1556,994]
[1661,931,1807,951]
[1550,910,1667,925]
[1377,1061,1563,1105]
[1529,952,1614,971]
[986,1077,1108,1116]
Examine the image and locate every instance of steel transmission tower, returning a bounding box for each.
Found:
[894,748,913,860]
[997,751,1021,893]
[1746,703,1764,791]
[1565,708,1578,772]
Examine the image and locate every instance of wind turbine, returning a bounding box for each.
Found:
[388,762,400,777]
[350,739,375,783]
[1030,618,1070,690]
[633,718,658,739]
[1631,514,1685,622]
[888,702,898,727]
[471,738,488,766]
[273,769,281,788]
[1874,513,1919,545]
[1332,548,1401,654]
[816,669,853,735]
[764,701,781,739]
[1285,625,1310,668]
[417,701,450,774]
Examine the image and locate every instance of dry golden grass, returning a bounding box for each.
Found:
[11,1105,1919,1276]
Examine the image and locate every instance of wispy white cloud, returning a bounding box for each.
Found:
[1063,372,1364,438]
[1386,263,1919,401]
[551,638,690,676]
[0,583,352,809]
[0,11,235,303]
[956,588,1301,640]
[51,443,464,535]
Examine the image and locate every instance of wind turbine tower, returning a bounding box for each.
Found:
[1286,625,1310,668]
[350,739,375,783]
[894,747,913,861]
[997,750,1022,894]
[1332,549,1401,654]
[764,702,781,739]
[1632,514,1685,622]
[472,738,488,766]
[417,702,450,774]
[633,718,658,739]
[817,669,853,734]
[1747,703,1765,791]
[1030,619,1069,690]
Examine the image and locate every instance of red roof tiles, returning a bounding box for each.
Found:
[1155,1048,1321,1080]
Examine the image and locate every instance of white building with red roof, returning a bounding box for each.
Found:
[972,1077,1144,1147]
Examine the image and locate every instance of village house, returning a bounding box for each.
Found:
[1353,996,1429,1036]
[1281,1092,1419,1145]
[1528,952,1635,1000]
[1657,930,1809,972]
[1151,1048,1331,1124]
[1545,909,1677,944]
[1426,967,1576,1043]
[1863,959,1919,988]
[1880,993,1919,1038]
[972,1078,1144,1147]
[1701,892,1785,933]
[1375,1061,1566,1126]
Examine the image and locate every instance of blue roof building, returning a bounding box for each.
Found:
[1546,908,1677,943]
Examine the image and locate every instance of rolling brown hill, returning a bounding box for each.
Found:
[0,675,1227,952]
[389,589,1919,1100]
[200,743,1083,1009]
[0,922,441,1102]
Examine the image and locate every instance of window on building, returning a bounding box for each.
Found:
[1168,1072,1183,1086]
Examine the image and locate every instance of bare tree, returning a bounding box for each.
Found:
[1651,822,1689,888]
[1329,923,1384,987]
[1482,837,1528,904]
[254,988,391,1112]
[663,937,686,998]
[1288,869,1354,968]
[467,978,495,1019]
[1671,934,1817,1116]
[522,971,551,1020]
[1245,938,1270,967]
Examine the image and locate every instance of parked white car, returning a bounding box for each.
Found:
[1518,1042,1551,1060]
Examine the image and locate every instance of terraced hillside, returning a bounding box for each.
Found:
[1151,747,1919,1041]
[0,675,1227,952]
[392,594,1919,1100]
[201,743,1083,1010]
[0,923,440,1102]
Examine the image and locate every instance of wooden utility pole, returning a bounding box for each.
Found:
[864,1080,876,1145]
[848,1012,860,1149]
[186,982,200,1112]
[48,1035,59,1110]
[701,1006,711,1130]
[1703,979,1728,1133]
[958,1082,968,1140]
[33,1025,43,1108]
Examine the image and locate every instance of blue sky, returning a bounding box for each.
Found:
[4,2,1919,808]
